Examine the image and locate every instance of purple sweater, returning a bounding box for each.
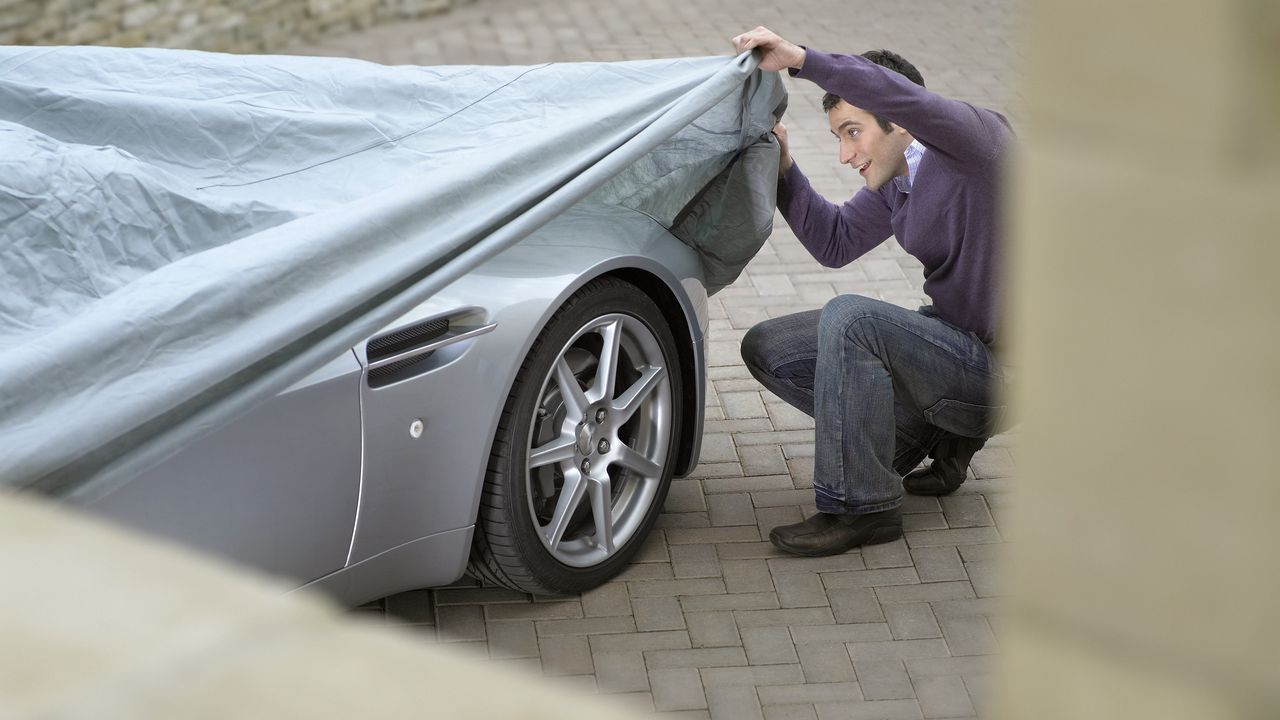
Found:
[779,50,1012,345]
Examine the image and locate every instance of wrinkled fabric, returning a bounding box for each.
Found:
[0,46,784,495]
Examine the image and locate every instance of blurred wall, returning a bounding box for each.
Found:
[1002,0,1280,717]
[1,0,474,52]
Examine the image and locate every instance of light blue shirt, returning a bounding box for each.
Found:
[894,140,926,193]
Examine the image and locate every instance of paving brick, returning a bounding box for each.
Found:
[756,505,806,536]
[593,651,649,693]
[689,463,746,479]
[764,704,819,720]
[716,556,777,596]
[657,513,713,530]
[884,603,943,641]
[700,432,740,463]
[704,474,796,494]
[581,581,631,617]
[701,664,807,688]
[741,625,799,665]
[909,546,968,583]
[382,589,436,623]
[722,391,768,419]
[751,489,820,508]
[790,623,891,645]
[904,527,1001,548]
[671,543,722,579]
[914,675,975,719]
[814,700,924,720]
[903,512,949,532]
[681,591,781,612]
[956,543,1005,563]
[612,692,657,713]
[739,444,790,476]
[846,639,951,661]
[963,673,997,718]
[937,616,999,656]
[615,561,675,581]
[734,430,814,446]
[824,587,887,625]
[538,635,594,676]
[904,656,993,678]
[534,615,636,637]
[484,599,584,621]
[429,586,526,607]
[650,667,708,711]
[633,595,687,632]
[735,607,836,628]
[717,541,782,560]
[939,495,995,528]
[860,538,914,569]
[709,492,759,526]
[796,643,856,683]
[666,526,762,545]
[486,619,539,659]
[707,685,766,720]
[925,598,1002,619]
[758,682,863,705]
[435,604,486,642]
[873,582,976,605]
[853,660,917,700]
[776,571,829,608]
[627,577,727,598]
[964,560,1003,598]
[646,646,748,669]
[666,479,709,512]
[769,554,868,575]
[686,610,742,648]
[820,567,920,589]
[632,530,671,563]
[900,495,943,514]
[589,630,691,654]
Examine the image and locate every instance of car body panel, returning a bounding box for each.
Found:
[85,350,364,584]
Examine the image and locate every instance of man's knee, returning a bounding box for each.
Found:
[820,295,890,352]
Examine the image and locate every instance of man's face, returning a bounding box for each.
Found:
[827,100,914,191]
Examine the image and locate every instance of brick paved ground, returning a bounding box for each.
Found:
[294,1,1018,717]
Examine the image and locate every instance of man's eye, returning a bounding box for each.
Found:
[848,129,860,138]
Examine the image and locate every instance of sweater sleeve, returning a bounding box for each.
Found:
[795,49,1010,168]
[778,161,892,268]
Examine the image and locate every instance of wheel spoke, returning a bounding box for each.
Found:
[553,356,589,419]
[544,468,587,549]
[529,434,576,470]
[589,319,623,403]
[587,477,615,554]
[615,444,662,479]
[611,365,666,424]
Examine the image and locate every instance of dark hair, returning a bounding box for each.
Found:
[822,49,925,133]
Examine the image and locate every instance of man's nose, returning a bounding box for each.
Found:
[839,146,856,165]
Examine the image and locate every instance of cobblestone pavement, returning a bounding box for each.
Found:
[293,1,1019,717]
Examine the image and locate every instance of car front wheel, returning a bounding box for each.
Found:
[468,277,683,594]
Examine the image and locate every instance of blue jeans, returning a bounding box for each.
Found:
[740,295,1007,514]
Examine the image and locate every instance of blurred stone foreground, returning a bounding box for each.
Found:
[0,491,642,720]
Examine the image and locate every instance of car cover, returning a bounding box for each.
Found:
[0,46,785,497]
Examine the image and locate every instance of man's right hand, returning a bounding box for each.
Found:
[731,27,806,73]
[773,122,793,176]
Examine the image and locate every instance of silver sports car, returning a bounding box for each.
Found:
[19,53,788,604]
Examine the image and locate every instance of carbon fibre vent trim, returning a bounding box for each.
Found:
[366,317,449,364]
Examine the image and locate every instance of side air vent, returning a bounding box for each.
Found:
[367,317,450,364]
[365,307,496,389]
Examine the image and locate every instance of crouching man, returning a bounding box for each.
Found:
[732,27,1011,556]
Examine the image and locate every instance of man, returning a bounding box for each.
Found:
[731,27,1011,556]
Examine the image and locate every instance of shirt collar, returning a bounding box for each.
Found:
[894,140,926,193]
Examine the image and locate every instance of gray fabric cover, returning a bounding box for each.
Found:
[0,46,783,495]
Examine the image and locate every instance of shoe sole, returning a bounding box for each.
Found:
[768,522,903,558]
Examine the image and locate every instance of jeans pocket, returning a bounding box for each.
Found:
[923,397,1006,439]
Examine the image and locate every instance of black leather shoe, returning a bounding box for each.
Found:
[903,435,986,496]
[769,508,902,557]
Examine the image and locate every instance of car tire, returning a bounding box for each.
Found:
[468,277,684,595]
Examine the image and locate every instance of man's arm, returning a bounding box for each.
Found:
[778,160,894,269]
[735,27,1011,168]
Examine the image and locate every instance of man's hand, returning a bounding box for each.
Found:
[773,122,793,176]
[732,27,805,73]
